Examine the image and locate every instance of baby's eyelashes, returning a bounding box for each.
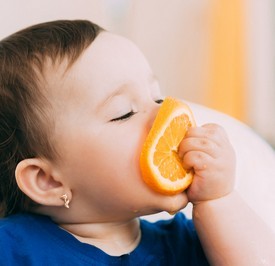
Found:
[155,99,164,104]
[110,111,137,122]
[109,99,163,122]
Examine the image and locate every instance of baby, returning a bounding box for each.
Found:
[0,20,274,265]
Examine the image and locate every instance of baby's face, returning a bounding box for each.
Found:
[48,32,188,221]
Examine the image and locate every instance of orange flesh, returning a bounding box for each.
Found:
[154,114,191,181]
[140,97,195,195]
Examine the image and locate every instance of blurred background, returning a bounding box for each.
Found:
[0,0,274,147]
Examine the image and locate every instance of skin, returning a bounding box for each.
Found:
[15,31,275,262]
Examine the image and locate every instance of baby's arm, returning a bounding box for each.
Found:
[179,124,275,265]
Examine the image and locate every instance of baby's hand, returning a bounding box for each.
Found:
[178,124,236,205]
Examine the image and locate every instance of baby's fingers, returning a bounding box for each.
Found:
[187,123,229,145]
[179,123,231,159]
[182,150,212,171]
[178,136,218,160]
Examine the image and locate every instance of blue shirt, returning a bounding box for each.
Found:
[0,212,209,265]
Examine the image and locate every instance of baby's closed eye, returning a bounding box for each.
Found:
[110,111,137,122]
[110,99,163,122]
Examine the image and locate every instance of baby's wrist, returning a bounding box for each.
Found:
[191,190,237,211]
[187,173,236,207]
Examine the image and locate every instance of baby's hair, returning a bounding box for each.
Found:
[0,20,103,217]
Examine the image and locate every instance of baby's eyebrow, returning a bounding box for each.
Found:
[96,73,158,112]
[96,84,129,112]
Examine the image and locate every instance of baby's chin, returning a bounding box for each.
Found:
[163,192,189,214]
[147,191,189,215]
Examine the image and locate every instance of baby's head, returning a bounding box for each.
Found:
[0,20,188,221]
[0,20,103,216]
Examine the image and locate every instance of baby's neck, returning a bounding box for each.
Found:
[59,218,141,256]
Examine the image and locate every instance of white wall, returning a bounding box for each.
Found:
[0,0,109,39]
[245,0,275,147]
[124,1,210,105]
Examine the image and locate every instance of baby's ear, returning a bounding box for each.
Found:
[15,158,68,207]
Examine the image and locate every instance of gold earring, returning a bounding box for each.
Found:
[60,194,70,209]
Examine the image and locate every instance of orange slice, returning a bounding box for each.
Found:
[140,97,196,195]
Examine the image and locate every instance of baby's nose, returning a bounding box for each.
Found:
[146,102,162,130]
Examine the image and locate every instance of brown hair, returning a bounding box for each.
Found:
[0,20,103,217]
